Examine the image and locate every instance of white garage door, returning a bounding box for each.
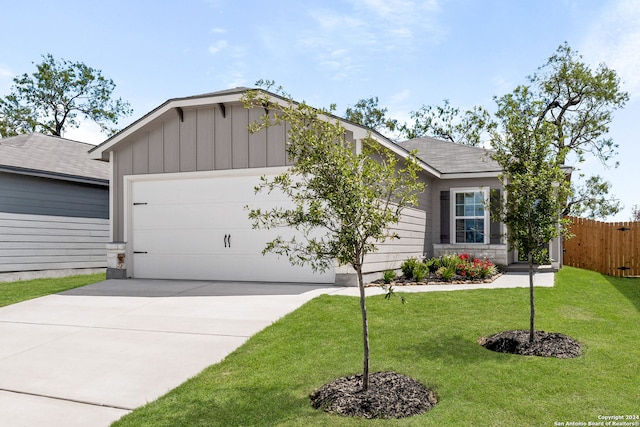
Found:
[129,172,335,283]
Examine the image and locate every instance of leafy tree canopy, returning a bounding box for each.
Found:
[528,42,629,166]
[344,97,398,134]
[398,99,496,146]
[564,174,621,219]
[0,53,132,138]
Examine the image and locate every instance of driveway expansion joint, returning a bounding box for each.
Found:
[0,388,134,412]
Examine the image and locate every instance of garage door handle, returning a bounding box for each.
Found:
[224,234,231,248]
[134,251,148,254]
[228,234,231,248]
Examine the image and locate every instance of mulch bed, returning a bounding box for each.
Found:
[366,273,502,287]
[479,330,582,358]
[310,371,437,419]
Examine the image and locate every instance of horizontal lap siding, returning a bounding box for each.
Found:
[0,212,109,272]
[0,172,108,219]
[362,206,426,274]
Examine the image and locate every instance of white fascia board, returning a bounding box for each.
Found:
[441,171,502,179]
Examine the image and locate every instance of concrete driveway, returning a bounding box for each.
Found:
[0,279,340,427]
[0,271,554,426]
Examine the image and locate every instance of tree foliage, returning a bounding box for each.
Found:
[398,99,496,146]
[631,205,640,222]
[350,43,628,219]
[491,85,571,343]
[564,175,621,219]
[344,97,398,134]
[0,53,132,138]
[528,42,629,166]
[242,82,424,391]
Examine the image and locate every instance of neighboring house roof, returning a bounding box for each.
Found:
[398,137,502,177]
[0,133,108,185]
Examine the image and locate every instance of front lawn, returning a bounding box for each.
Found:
[113,267,640,426]
[0,273,106,307]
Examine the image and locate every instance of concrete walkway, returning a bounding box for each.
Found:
[0,271,553,427]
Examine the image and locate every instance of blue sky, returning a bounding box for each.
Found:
[2,0,638,221]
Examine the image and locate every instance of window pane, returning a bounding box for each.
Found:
[455,218,485,243]
[465,193,474,204]
[455,219,465,243]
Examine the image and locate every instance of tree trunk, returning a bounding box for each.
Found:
[356,265,370,392]
[528,251,535,343]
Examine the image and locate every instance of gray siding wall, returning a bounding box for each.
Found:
[348,157,433,274]
[361,205,427,274]
[0,211,109,272]
[0,172,108,219]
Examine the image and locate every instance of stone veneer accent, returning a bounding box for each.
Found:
[432,244,508,266]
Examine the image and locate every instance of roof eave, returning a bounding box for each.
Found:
[0,165,109,186]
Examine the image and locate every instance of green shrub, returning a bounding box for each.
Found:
[425,257,441,272]
[412,263,428,281]
[436,266,456,281]
[382,269,396,284]
[440,253,460,270]
[400,257,419,279]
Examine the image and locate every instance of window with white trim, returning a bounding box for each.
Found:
[451,188,489,244]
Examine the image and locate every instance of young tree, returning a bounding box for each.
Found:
[0,53,132,138]
[242,84,424,391]
[491,85,571,343]
[631,205,640,222]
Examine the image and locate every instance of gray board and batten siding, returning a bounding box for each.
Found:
[0,134,110,273]
[109,102,353,242]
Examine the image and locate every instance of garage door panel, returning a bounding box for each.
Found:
[130,173,335,283]
[134,204,217,230]
[134,229,218,254]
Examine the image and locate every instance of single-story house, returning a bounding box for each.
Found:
[0,133,110,276]
[89,87,563,284]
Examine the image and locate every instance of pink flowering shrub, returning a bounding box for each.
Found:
[455,253,497,279]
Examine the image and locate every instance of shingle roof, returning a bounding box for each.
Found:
[0,133,109,183]
[397,136,501,175]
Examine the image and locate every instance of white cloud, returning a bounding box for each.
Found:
[582,0,640,97]
[208,40,228,55]
[297,0,445,81]
[210,27,226,34]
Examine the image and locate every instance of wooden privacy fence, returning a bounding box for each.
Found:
[563,216,639,277]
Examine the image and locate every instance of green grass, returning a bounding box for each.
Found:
[0,273,106,307]
[112,267,640,426]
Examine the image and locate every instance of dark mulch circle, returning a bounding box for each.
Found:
[479,330,582,358]
[309,371,437,419]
